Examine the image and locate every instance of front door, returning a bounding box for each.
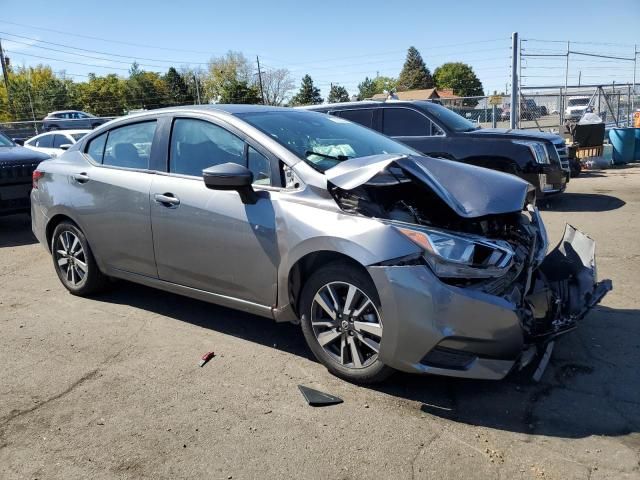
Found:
[150,117,279,307]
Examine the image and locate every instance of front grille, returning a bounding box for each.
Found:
[553,143,570,172]
[0,162,38,185]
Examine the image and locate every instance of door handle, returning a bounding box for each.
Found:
[154,193,180,208]
[72,172,90,183]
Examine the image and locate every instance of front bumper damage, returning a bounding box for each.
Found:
[369,224,612,380]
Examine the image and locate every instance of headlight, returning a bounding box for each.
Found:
[396,226,514,278]
[512,140,550,164]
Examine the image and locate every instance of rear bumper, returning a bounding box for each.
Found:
[368,225,611,380]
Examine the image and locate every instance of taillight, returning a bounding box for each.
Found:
[32,170,44,189]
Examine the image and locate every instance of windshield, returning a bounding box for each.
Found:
[237,110,417,173]
[0,132,14,147]
[71,132,89,141]
[569,98,589,107]
[423,102,478,132]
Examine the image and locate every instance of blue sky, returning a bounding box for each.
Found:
[1,0,638,98]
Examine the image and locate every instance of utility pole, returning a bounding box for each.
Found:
[510,32,518,129]
[632,44,637,114]
[256,56,265,105]
[578,70,581,86]
[193,73,201,105]
[562,40,570,125]
[0,38,15,119]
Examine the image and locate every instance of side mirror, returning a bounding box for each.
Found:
[203,162,258,204]
[60,144,72,151]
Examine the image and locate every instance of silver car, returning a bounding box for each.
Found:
[30,106,611,383]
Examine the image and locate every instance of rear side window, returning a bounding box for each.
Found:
[33,134,53,148]
[86,132,107,163]
[382,108,430,136]
[53,134,70,148]
[336,109,375,129]
[170,118,245,176]
[103,121,156,169]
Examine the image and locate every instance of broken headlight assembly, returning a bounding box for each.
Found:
[512,140,550,164]
[396,226,515,279]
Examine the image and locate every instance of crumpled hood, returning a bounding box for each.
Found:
[326,154,533,218]
[0,145,50,164]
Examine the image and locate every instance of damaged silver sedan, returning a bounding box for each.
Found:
[31,106,611,383]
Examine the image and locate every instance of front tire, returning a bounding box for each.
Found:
[51,221,108,296]
[299,262,393,384]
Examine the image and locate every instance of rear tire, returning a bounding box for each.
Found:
[51,221,108,296]
[299,261,393,384]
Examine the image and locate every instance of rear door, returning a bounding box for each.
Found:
[149,116,279,306]
[72,120,160,277]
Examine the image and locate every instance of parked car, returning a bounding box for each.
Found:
[564,97,591,121]
[42,111,110,131]
[24,130,91,158]
[30,106,611,384]
[0,131,50,216]
[305,101,569,195]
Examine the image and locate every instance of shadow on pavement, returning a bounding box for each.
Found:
[0,214,37,248]
[95,281,314,361]
[95,281,639,440]
[540,192,625,212]
[371,305,640,439]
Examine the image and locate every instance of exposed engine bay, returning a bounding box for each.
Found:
[325,154,612,345]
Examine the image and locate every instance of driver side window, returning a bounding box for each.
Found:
[170,118,273,186]
[170,119,245,177]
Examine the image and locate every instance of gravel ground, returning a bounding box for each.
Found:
[1,166,639,480]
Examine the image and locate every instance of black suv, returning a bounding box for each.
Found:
[305,101,569,195]
[0,131,49,216]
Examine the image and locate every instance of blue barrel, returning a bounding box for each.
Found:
[609,128,636,164]
[635,128,640,161]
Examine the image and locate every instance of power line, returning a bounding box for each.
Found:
[0,31,210,65]
[0,19,219,55]
[4,49,130,71]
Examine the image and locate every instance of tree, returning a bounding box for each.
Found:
[397,47,433,91]
[261,68,295,106]
[76,73,128,116]
[290,74,323,106]
[163,67,194,106]
[125,62,170,110]
[357,76,397,100]
[433,62,484,106]
[327,84,350,103]
[204,51,258,103]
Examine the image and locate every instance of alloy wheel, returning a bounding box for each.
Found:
[310,281,383,369]
[54,230,88,286]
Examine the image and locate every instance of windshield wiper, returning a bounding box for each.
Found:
[305,150,350,161]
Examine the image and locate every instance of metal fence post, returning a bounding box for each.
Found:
[510,32,518,129]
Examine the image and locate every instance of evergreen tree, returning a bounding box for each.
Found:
[291,74,323,105]
[327,84,350,103]
[163,67,194,105]
[397,47,433,91]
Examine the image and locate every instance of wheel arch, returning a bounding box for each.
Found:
[286,250,373,319]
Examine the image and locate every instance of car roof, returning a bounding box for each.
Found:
[39,129,92,135]
[47,110,84,115]
[302,100,441,111]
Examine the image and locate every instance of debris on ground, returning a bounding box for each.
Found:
[298,385,343,407]
[198,351,215,367]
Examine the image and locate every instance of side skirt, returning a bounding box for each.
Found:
[107,268,275,320]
